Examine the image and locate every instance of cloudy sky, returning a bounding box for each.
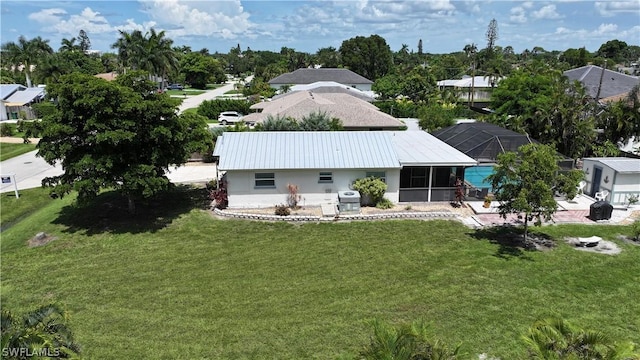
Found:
[1,1,638,55]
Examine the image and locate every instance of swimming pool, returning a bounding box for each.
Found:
[465,165,494,189]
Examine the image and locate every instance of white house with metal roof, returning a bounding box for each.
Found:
[213,131,477,208]
[582,157,640,205]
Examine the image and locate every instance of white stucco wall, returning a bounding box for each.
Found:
[224,168,400,208]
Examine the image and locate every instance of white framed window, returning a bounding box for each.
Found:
[255,172,275,188]
[319,171,333,183]
[366,171,386,183]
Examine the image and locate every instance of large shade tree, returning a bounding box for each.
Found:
[35,71,212,213]
[487,143,583,243]
[339,34,393,81]
[1,35,53,87]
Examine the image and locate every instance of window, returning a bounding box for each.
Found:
[319,172,333,183]
[254,173,275,188]
[366,171,386,183]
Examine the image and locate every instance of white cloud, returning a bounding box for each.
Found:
[28,8,67,24]
[139,0,254,40]
[595,1,640,16]
[532,5,563,20]
[28,7,113,36]
[510,6,527,23]
[594,23,618,35]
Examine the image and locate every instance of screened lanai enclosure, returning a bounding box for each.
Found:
[432,122,574,195]
[399,166,466,202]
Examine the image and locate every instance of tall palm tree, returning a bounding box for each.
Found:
[1,304,81,358]
[1,36,53,87]
[112,29,178,87]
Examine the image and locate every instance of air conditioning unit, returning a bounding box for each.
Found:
[338,191,361,213]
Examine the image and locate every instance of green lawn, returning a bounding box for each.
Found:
[0,142,37,161]
[1,187,639,359]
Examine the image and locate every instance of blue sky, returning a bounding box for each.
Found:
[1,1,638,56]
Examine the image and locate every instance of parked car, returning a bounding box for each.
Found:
[166,83,184,90]
[218,111,244,125]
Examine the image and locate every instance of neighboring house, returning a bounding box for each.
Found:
[94,72,118,81]
[581,157,640,205]
[244,91,405,131]
[212,131,476,208]
[269,68,374,92]
[2,86,45,120]
[564,65,639,102]
[437,75,502,105]
[273,81,375,102]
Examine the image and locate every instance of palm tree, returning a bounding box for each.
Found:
[112,29,178,87]
[360,319,462,360]
[59,37,78,52]
[523,317,639,359]
[1,304,81,358]
[1,36,53,87]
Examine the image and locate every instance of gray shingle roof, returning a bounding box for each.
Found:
[215,131,401,171]
[269,68,373,85]
[584,157,640,173]
[245,91,403,129]
[564,65,640,100]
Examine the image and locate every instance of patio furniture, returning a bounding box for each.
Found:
[577,180,586,195]
[594,190,609,202]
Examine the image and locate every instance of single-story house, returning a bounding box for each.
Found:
[213,131,477,208]
[581,157,640,205]
[244,91,405,131]
[269,68,374,92]
[564,65,639,102]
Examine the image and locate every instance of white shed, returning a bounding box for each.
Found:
[582,157,640,205]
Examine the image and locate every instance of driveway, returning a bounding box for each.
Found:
[178,75,253,114]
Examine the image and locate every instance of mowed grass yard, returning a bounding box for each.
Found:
[1,186,639,359]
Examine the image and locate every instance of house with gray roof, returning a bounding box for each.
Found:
[581,157,640,205]
[213,131,476,208]
[269,68,374,92]
[245,91,404,131]
[564,65,639,102]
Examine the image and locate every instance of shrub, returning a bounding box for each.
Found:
[208,179,228,209]
[0,123,14,136]
[287,183,301,209]
[376,197,394,209]
[197,99,251,120]
[275,204,290,216]
[632,220,640,241]
[352,177,387,206]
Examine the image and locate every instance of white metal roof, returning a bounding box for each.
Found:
[215,131,401,170]
[4,87,45,106]
[584,157,640,174]
[390,131,478,166]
